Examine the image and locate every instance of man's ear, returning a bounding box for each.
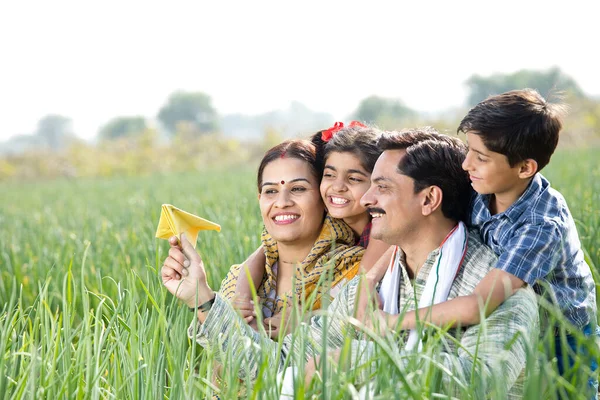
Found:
[257,193,261,201]
[422,186,443,216]
[518,159,538,179]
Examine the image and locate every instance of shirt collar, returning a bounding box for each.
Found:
[474,173,545,223]
[395,245,441,283]
[503,173,544,222]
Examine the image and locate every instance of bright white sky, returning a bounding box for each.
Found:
[1,0,599,141]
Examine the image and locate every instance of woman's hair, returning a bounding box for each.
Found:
[311,125,383,173]
[257,139,322,192]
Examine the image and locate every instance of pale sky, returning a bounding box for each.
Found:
[1,0,599,141]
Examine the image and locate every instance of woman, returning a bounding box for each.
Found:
[162,139,364,337]
[233,123,392,328]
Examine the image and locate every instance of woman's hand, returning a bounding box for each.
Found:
[231,296,256,323]
[161,233,214,309]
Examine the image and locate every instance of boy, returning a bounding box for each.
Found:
[460,89,597,353]
[374,89,597,395]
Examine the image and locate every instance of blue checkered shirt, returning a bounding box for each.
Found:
[469,173,596,329]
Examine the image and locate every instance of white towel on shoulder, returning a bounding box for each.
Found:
[379,222,468,351]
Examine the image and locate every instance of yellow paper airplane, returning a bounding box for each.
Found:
[155,204,221,248]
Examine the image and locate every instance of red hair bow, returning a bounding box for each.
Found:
[322,122,344,142]
[321,120,366,142]
[348,120,366,128]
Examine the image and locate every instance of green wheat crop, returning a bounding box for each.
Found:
[1,148,599,399]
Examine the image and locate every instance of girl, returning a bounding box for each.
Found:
[231,122,391,336]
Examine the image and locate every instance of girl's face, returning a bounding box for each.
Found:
[320,151,371,221]
[259,157,324,248]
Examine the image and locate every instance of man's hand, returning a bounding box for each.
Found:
[304,350,342,387]
[354,275,383,324]
[161,233,214,309]
[363,309,396,336]
[304,354,322,387]
[355,246,393,323]
[264,311,292,339]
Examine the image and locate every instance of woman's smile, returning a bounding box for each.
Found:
[272,213,300,224]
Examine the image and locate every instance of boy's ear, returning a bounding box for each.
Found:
[518,159,538,179]
[421,186,443,216]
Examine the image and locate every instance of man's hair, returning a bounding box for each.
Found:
[457,88,566,171]
[314,125,383,173]
[257,139,321,192]
[378,127,471,222]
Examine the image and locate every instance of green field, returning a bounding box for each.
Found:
[1,148,599,399]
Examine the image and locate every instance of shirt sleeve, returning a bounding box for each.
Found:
[494,221,562,285]
[188,277,360,382]
[188,293,288,380]
[335,287,538,398]
[286,276,360,361]
[439,286,539,397]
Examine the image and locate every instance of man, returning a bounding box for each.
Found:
[161,128,539,398]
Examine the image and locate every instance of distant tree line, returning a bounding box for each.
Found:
[0,67,598,180]
[465,67,584,106]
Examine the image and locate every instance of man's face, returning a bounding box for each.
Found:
[462,132,523,196]
[360,149,424,246]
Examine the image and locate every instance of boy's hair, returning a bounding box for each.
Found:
[319,125,383,173]
[257,139,321,192]
[457,89,566,171]
[378,127,471,223]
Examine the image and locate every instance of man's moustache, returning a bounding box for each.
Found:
[367,208,386,215]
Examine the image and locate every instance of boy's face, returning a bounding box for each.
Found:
[462,132,523,196]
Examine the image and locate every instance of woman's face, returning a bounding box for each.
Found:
[258,157,324,247]
[320,151,371,221]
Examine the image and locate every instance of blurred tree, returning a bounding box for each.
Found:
[560,95,600,146]
[221,101,333,139]
[99,116,147,141]
[352,95,417,126]
[466,67,585,107]
[36,114,74,150]
[157,91,218,135]
[0,134,38,156]
[262,126,284,150]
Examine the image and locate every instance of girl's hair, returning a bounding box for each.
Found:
[311,125,383,173]
[257,139,322,192]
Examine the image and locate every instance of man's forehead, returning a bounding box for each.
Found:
[370,150,407,185]
[374,149,405,173]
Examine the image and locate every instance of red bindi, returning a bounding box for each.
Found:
[280,180,285,185]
